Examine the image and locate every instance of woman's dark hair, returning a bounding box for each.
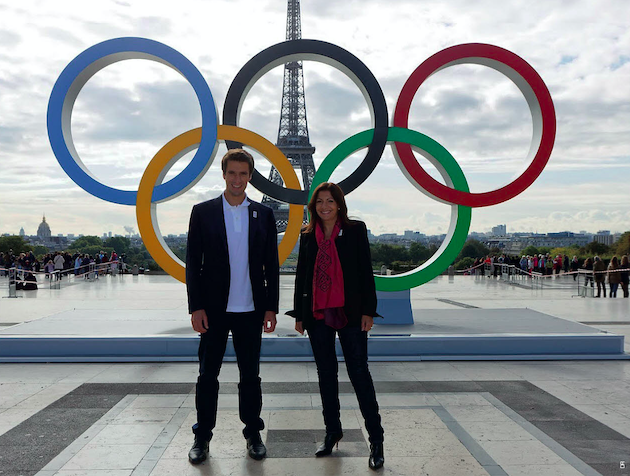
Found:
[303,182,351,233]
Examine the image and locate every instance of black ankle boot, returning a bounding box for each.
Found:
[315,431,343,456]
[369,443,384,469]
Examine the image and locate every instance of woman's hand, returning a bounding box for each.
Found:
[361,315,373,332]
[295,321,304,335]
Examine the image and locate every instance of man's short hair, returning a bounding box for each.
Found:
[221,149,254,175]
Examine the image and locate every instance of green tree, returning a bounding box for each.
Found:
[615,231,630,257]
[32,245,49,258]
[104,236,131,255]
[455,257,475,270]
[582,241,610,256]
[172,244,187,262]
[68,235,103,251]
[409,242,431,263]
[0,236,29,254]
[457,239,489,260]
[370,244,409,266]
[521,245,539,256]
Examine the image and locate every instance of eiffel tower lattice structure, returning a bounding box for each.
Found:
[262,0,316,233]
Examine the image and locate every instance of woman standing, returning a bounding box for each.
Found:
[570,256,579,281]
[288,182,384,470]
[607,256,621,298]
[593,256,606,297]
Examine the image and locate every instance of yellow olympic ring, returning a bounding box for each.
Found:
[136,125,303,283]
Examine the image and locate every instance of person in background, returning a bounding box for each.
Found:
[582,257,594,290]
[44,259,55,280]
[619,255,629,298]
[593,256,606,298]
[570,256,579,281]
[74,254,82,276]
[607,256,621,298]
[53,252,65,279]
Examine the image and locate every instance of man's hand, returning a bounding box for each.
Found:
[361,315,374,332]
[191,309,209,333]
[263,311,277,333]
[295,321,304,335]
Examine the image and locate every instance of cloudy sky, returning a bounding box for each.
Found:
[0,0,629,238]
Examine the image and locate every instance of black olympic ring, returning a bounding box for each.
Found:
[222,39,388,205]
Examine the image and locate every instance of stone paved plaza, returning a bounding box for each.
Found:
[0,274,629,475]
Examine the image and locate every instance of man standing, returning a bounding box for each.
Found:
[186,149,279,464]
[53,251,65,279]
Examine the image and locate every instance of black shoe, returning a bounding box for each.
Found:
[315,431,343,456]
[369,443,384,470]
[246,432,267,460]
[188,436,209,465]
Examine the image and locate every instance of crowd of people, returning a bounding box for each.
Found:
[0,250,124,290]
[469,253,629,298]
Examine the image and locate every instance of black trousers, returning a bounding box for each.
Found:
[308,320,384,444]
[193,311,264,440]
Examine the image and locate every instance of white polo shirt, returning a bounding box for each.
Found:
[222,193,255,312]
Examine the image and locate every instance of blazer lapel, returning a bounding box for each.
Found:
[212,196,228,254]
[248,202,258,254]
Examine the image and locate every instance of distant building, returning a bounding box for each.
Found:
[19,227,25,237]
[483,231,590,254]
[594,230,613,246]
[403,230,424,242]
[37,215,52,240]
[491,224,507,236]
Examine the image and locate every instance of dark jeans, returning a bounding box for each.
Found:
[194,311,264,441]
[609,283,619,298]
[308,320,384,444]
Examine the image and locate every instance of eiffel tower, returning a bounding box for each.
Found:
[262,0,316,232]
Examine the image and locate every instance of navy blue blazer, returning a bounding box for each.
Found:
[185,195,279,316]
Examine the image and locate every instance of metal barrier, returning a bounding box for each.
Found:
[575,269,595,297]
[3,261,121,297]
[531,271,544,289]
[5,269,18,298]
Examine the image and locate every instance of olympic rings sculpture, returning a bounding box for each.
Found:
[47,37,556,291]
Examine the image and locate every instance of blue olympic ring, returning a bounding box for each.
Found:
[47,37,219,205]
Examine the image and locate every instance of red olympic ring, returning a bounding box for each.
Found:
[393,43,556,207]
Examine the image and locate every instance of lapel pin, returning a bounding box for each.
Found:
[339,229,343,236]
[253,210,258,218]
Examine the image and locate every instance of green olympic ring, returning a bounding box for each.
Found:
[310,127,472,292]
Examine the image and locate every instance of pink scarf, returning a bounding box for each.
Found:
[312,221,347,329]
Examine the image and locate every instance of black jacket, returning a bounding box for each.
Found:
[185,195,279,316]
[288,220,377,329]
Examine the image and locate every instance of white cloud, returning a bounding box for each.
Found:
[0,0,629,236]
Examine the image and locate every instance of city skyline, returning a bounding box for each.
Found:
[1,0,629,237]
[5,213,626,240]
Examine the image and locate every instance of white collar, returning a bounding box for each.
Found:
[222,192,250,211]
